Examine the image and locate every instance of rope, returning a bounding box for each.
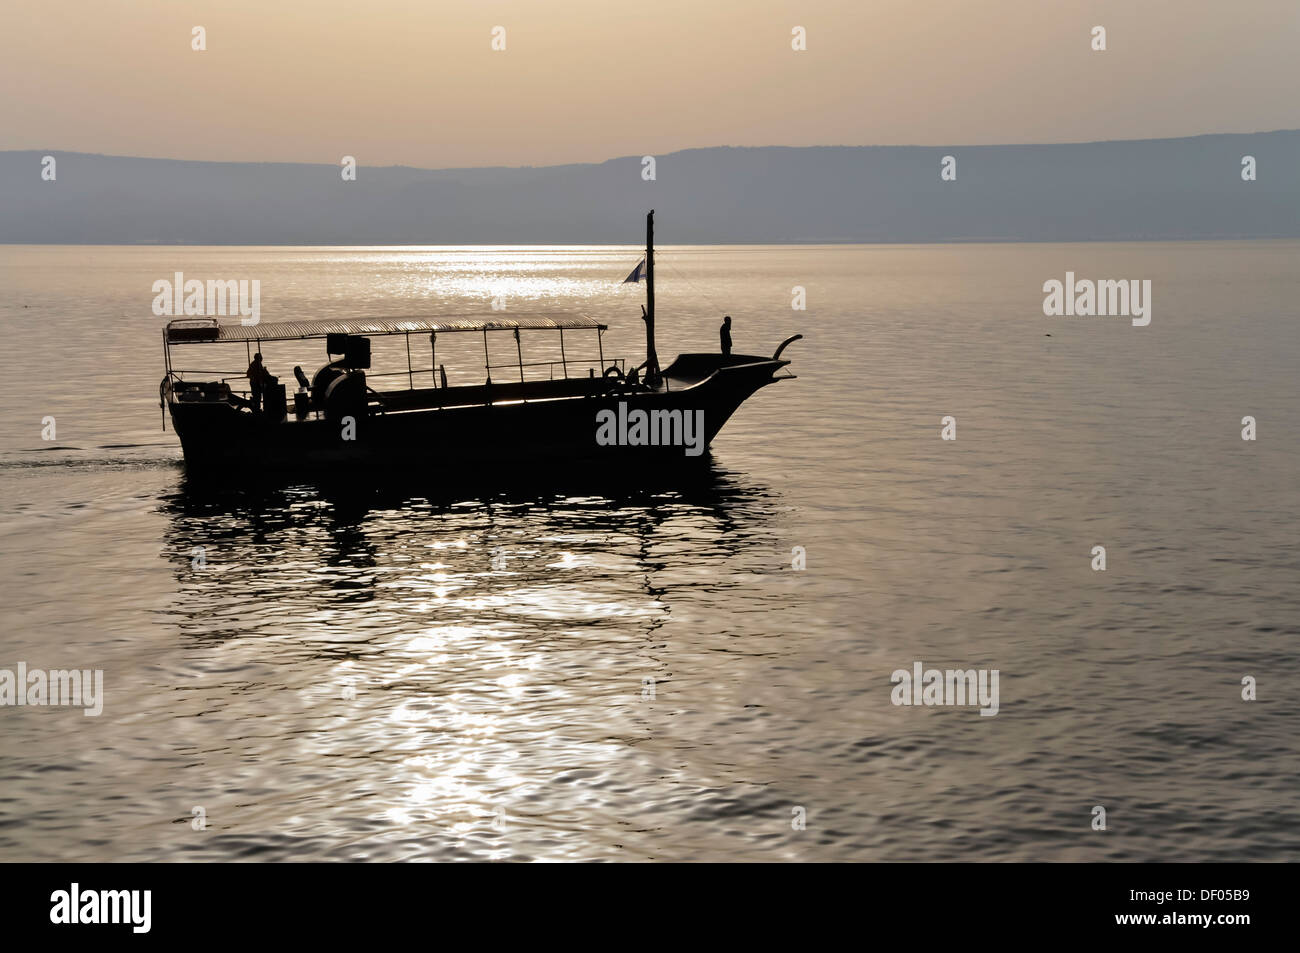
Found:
[656,254,730,316]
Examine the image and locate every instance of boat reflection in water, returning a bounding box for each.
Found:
[154,463,789,860]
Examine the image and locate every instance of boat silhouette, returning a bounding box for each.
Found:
[159,212,801,473]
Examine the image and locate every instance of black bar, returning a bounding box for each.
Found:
[2,863,1280,941]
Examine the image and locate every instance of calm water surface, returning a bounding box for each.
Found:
[0,242,1297,861]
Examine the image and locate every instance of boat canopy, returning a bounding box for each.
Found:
[166,313,607,344]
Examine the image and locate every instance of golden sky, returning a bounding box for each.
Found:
[2,0,1298,167]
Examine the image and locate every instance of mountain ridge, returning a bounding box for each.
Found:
[4,131,1298,244]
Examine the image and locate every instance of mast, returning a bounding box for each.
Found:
[642,209,660,382]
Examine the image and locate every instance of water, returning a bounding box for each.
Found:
[1,242,1297,861]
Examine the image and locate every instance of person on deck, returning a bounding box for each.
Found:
[720,315,733,356]
[246,353,271,412]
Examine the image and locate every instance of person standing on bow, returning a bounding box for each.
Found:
[720,315,733,356]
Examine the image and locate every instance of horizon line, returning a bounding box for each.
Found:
[5,237,1296,250]
[3,128,1297,174]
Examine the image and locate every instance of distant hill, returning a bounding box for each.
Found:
[2,131,1298,243]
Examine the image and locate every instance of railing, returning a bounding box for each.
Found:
[169,354,634,411]
[483,358,620,380]
[346,357,626,387]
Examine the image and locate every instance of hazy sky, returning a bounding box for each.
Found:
[3,0,1298,168]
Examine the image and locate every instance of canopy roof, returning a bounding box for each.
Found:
[166,313,606,344]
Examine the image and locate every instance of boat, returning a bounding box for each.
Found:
[158,211,801,472]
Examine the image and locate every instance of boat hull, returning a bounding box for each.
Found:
[168,354,790,476]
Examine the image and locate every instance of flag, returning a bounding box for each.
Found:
[622,258,646,283]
